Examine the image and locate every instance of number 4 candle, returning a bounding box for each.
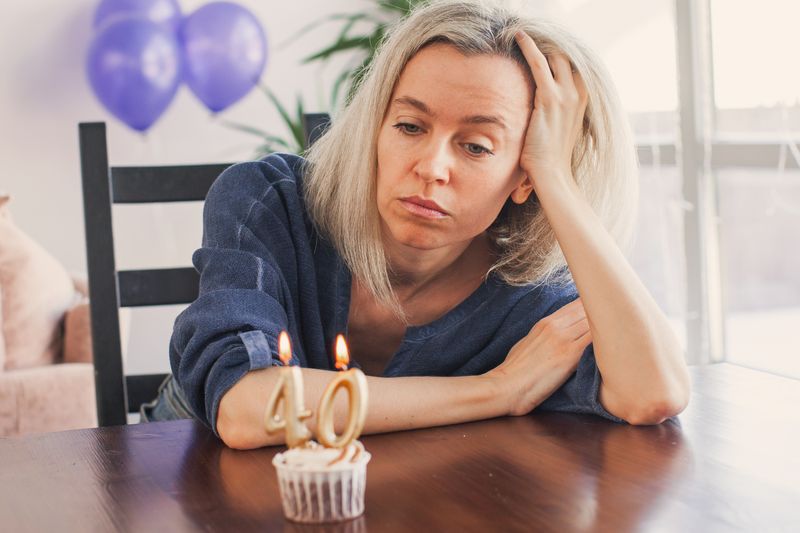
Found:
[263,332,313,448]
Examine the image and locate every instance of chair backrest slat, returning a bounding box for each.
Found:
[303,113,332,147]
[118,268,200,307]
[111,164,232,203]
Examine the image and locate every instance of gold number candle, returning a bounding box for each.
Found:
[263,331,312,448]
[317,335,368,449]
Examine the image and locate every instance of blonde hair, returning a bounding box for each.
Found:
[303,0,638,318]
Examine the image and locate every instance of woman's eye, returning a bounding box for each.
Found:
[392,123,422,134]
[465,143,493,156]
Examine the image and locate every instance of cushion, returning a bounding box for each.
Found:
[63,299,92,364]
[0,285,5,369]
[0,194,79,371]
[0,363,97,436]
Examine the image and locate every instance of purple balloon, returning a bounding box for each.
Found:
[87,17,182,132]
[180,2,267,113]
[93,0,182,34]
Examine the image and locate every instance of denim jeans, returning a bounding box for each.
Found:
[139,374,195,422]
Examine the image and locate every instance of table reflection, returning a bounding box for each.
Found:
[158,414,691,531]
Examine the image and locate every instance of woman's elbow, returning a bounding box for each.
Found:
[217,413,257,450]
[626,346,691,425]
[216,386,269,450]
[626,386,690,426]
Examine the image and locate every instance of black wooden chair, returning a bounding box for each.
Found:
[78,114,330,426]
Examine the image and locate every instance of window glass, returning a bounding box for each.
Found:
[717,168,800,378]
[711,0,800,376]
[629,165,687,349]
[711,0,800,135]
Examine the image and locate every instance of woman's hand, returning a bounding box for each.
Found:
[515,31,588,189]
[488,298,592,416]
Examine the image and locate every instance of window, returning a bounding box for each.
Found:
[711,0,800,377]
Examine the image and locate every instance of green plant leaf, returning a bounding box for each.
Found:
[331,67,356,108]
[221,120,295,157]
[303,35,374,63]
[334,55,371,107]
[368,26,385,52]
[245,85,308,153]
[278,12,380,49]
[292,94,306,150]
[218,120,273,139]
[261,86,296,136]
[260,135,293,149]
[333,13,368,46]
[253,140,292,158]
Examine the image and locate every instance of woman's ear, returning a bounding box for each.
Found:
[510,175,534,204]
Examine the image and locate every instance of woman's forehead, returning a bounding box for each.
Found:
[389,43,532,126]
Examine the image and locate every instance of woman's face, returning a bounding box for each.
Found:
[376,43,533,252]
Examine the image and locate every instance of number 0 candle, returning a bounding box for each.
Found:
[263,331,312,448]
[316,335,368,449]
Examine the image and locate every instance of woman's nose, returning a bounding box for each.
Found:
[413,139,452,184]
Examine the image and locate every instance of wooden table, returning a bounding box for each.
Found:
[1,364,798,532]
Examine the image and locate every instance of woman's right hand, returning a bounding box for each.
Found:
[488,298,592,416]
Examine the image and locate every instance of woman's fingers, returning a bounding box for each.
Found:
[515,34,582,102]
[566,317,591,342]
[568,66,589,130]
[499,296,594,416]
[515,31,556,93]
[573,329,593,354]
[551,298,586,323]
[556,304,587,330]
[531,298,587,335]
[550,53,587,120]
[549,53,575,88]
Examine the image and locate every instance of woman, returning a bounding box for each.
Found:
[167,0,690,449]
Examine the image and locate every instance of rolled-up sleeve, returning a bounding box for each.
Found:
[169,155,308,433]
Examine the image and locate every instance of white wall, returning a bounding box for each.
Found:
[0,0,674,374]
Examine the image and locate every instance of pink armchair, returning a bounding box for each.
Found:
[0,276,97,437]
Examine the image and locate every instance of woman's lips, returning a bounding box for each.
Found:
[399,196,448,219]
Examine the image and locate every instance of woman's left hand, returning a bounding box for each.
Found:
[515,31,588,189]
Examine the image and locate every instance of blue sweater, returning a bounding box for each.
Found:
[169,153,622,433]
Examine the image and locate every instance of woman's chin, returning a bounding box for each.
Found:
[380,215,445,249]
[392,233,445,250]
[382,224,447,251]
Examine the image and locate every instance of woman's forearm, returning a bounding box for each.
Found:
[533,175,690,423]
[217,366,507,449]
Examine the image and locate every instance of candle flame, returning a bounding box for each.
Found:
[278,331,292,365]
[335,335,349,370]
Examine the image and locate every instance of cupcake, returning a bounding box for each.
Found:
[272,441,371,523]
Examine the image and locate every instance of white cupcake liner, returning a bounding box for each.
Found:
[273,449,371,523]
